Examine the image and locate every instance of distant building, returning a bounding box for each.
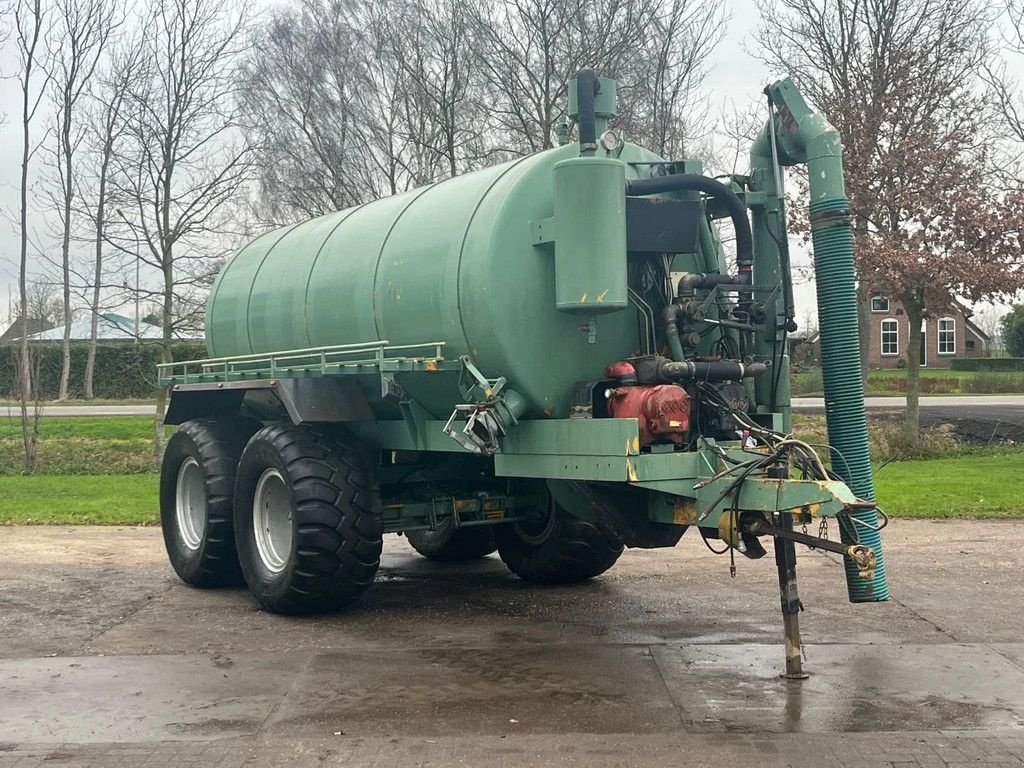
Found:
[0,316,56,344]
[788,331,820,368]
[19,313,164,342]
[863,296,989,369]
[1,313,202,343]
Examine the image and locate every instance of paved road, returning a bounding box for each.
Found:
[1,522,1022,766]
[793,395,1024,442]
[0,404,155,417]
[6,394,1024,417]
[792,395,1024,410]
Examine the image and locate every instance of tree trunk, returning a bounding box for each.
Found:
[85,141,111,400]
[154,244,174,463]
[856,282,870,387]
[18,5,40,472]
[58,117,74,402]
[903,295,923,449]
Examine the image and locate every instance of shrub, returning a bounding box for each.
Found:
[870,421,961,461]
[961,373,1024,393]
[951,357,1024,372]
[0,342,206,400]
[873,376,959,393]
[1001,305,1024,357]
[790,367,823,395]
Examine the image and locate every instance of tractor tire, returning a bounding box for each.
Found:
[406,521,497,562]
[233,424,382,614]
[160,419,256,588]
[494,497,623,584]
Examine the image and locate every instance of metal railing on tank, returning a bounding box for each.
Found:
[157,340,450,386]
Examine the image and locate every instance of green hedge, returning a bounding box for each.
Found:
[0,342,207,399]
[950,358,1024,372]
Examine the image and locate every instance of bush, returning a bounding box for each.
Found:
[870,421,961,461]
[1001,305,1024,357]
[961,373,1024,393]
[0,342,206,400]
[950,357,1024,372]
[790,367,823,395]
[873,376,959,393]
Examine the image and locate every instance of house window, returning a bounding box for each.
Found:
[871,296,890,313]
[966,339,975,350]
[881,319,899,356]
[937,317,956,355]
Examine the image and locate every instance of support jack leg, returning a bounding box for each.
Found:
[774,511,809,680]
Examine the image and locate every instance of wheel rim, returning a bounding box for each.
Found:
[253,468,293,573]
[513,496,557,546]
[175,457,206,551]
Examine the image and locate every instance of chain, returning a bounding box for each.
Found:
[818,517,829,541]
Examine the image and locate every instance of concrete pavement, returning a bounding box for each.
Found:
[0,521,1022,766]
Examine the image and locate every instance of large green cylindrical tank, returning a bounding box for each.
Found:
[205,142,669,419]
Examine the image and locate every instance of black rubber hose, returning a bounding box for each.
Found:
[626,174,753,273]
[575,69,598,157]
[659,360,767,382]
[663,304,691,362]
[677,272,744,295]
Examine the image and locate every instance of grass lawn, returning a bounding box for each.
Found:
[0,474,157,525]
[0,416,161,475]
[791,367,1024,396]
[0,398,156,407]
[0,415,157,440]
[874,453,1024,518]
[1,416,1022,524]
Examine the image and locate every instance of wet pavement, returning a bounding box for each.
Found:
[0,521,1022,766]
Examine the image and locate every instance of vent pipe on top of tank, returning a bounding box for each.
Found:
[752,77,888,604]
[553,73,627,315]
[574,69,598,157]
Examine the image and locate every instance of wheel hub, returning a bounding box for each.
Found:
[175,457,206,550]
[253,468,293,573]
[512,496,556,546]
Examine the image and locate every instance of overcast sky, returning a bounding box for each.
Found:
[0,0,1009,333]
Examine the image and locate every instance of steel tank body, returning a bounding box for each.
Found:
[206,142,666,418]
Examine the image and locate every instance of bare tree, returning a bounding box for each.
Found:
[43,0,120,401]
[239,0,485,220]
[78,41,141,398]
[984,0,1024,180]
[240,0,368,220]
[13,0,50,471]
[755,0,1018,443]
[467,0,658,153]
[111,0,254,456]
[615,0,725,159]
[390,0,487,180]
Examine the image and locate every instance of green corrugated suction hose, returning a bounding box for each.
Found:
[810,198,889,602]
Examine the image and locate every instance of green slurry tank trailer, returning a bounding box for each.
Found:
[159,70,887,676]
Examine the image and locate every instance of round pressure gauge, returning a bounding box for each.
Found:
[599,130,620,151]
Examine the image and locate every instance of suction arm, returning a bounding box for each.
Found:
[752,77,888,604]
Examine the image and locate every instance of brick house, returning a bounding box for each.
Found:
[863,295,989,369]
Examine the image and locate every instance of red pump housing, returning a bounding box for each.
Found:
[606,384,691,447]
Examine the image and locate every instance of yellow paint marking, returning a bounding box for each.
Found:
[579,293,588,303]
[626,458,638,482]
[631,436,640,454]
[596,289,609,301]
[673,498,698,525]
